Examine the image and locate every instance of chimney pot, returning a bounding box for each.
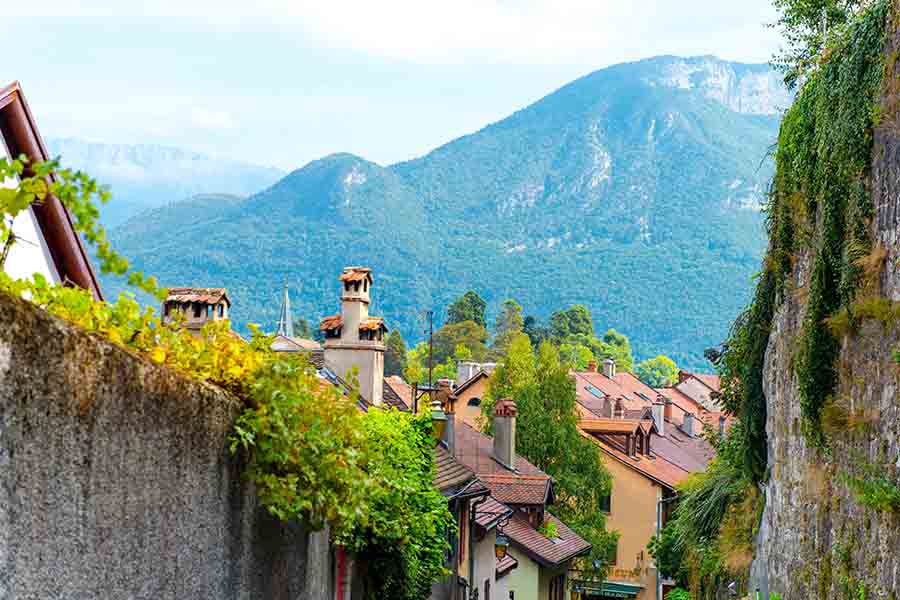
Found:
[587,360,598,373]
[613,398,624,419]
[493,398,517,470]
[602,358,616,378]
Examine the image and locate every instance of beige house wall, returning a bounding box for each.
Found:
[598,453,662,600]
[455,376,489,426]
[505,548,541,600]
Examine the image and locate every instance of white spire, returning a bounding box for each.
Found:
[276,281,294,338]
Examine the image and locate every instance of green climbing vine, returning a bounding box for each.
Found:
[718,0,890,471]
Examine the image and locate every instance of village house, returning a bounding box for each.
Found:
[570,359,715,600]
[0,81,102,297]
[450,395,592,600]
[452,361,496,425]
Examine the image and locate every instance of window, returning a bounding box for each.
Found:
[467,397,481,407]
[635,431,643,455]
[599,491,611,513]
[193,303,202,318]
[218,304,224,318]
[607,540,618,566]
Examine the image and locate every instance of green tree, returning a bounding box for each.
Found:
[484,340,617,580]
[493,299,524,354]
[601,328,634,372]
[635,355,679,388]
[523,315,552,348]
[447,290,487,328]
[771,0,870,87]
[385,330,407,377]
[432,320,489,365]
[549,304,594,339]
[559,342,594,370]
[292,317,313,339]
[404,342,428,385]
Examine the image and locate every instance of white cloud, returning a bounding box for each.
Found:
[9,0,781,64]
[189,108,236,131]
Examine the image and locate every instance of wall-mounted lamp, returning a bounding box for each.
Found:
[494,533,510,561]
[431,397,447,441]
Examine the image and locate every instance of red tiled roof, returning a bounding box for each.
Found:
[655,386,702,416]
[434,445,479,493]
[496,553,518,577]
[475,495,513,529]
[694,373,720,392]
[480,474,551,506]
[339,267,372,282]
[359,316,386,331]
[454,421,547,479]
[166,287,229,305]
[319,314,342,331]
[504,512,591,567]
[578,418,642,435]
[384,376,413,410]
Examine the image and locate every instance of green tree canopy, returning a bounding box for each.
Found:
[523,315,552,348]
[635,355,679,388]
[559,342,594,370]
[433,320,489,365]
[493,299,524,355]
[292,317,313,339]
[549,304,594,339]
[601,328,634,372]
[772,0,870,87]
[385,330,407,377]
[447,290,487,328]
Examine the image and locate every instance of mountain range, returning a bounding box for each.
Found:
[102,55,790,369]
[46,138,285,226]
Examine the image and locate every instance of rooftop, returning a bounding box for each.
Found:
[165,287,230,306]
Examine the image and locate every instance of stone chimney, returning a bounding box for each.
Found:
[682,412,695,437]
[602,358,616,378]
[613,398,624,419]
[652,399,666,437]
[664,397,673,420]
[493,398,518,470]
[322,267,386,406]
[587,360,598,373]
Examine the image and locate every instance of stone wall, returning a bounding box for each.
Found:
[0,291,332,599]
[750,5,900,597]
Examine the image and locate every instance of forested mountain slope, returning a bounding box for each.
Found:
[107,56,789,368]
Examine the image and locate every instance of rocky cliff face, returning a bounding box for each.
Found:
[750,4,900,597]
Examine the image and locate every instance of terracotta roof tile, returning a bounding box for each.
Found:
[496,553,518,577]
[165,287,229,305]
[385,376,413,410]
[475,495,513,529]
[454,421,547,479]
[480,474,551,506]
[382,378,410,412]
[319,314,342,331]
[504,512,591,567]
[338,267,372,283]
[578,418,641,435]
[434,445,478,493]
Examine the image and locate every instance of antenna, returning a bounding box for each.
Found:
[425,310,434,387]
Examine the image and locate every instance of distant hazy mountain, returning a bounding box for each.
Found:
[46,138,284,226]
[108,56,788,369]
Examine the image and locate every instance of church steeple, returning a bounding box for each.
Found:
[276,282,294,338]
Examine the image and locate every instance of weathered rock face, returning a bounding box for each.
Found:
[750,7,900,598]
[0,291,331,599]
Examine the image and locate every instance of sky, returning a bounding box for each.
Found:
[4,1,782,171]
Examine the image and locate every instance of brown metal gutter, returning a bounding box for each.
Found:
[0,81,104,300]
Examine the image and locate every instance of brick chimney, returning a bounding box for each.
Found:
[664,397,673,420]
[682,412,695,437]
[602,358,616,378]
[652,398,666,437]
[613,398,624,419]
[587,360,598,373]
[321,267,386,406]
[493,398,518,470]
